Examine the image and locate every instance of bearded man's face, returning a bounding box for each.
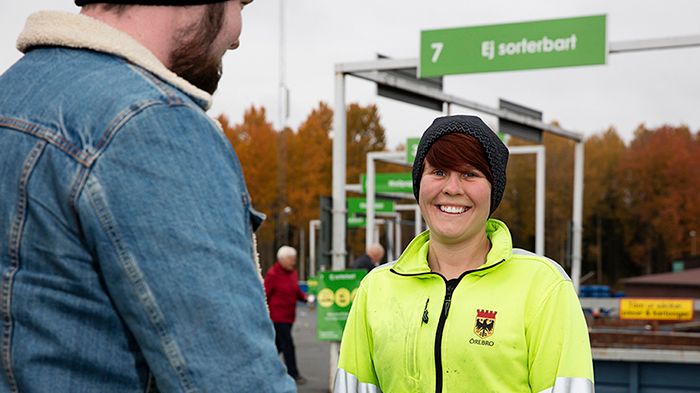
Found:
[170,1,242,94]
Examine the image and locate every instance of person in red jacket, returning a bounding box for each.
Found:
[264,246,308,384]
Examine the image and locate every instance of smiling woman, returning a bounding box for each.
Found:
[335,115,594,393]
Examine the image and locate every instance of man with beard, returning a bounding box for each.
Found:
[0,1,296,392]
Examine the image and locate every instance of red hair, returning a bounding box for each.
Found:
[424,133,493,184]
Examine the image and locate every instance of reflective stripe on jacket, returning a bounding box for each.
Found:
[335,219,594,393]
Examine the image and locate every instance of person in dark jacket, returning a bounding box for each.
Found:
[351,243,385,272]
[264,246,308,384]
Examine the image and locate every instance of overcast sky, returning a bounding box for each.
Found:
[3,0,699,149]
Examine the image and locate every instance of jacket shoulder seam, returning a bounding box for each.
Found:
[511,248,571,281]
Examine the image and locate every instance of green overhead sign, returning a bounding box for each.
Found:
[347,197,396,228]
[347,197,395,214]
[420,15,607,77]
[406,137,420,164]
[360,173,413,194]
[347,215,366,228]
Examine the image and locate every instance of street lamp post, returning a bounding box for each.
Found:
[283,206,292,245]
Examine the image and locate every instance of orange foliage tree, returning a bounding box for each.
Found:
[618,125,700,275]
[218,107,279,270]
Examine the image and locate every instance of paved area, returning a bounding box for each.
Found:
[294,304,332,393]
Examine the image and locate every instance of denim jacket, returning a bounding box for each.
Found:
[0,11,295,393]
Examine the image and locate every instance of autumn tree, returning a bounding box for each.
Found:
[346,103,387,184]
[582,128,631,284]
[218,107,279,269]
[619,125,700,274]
[285,102,334,256]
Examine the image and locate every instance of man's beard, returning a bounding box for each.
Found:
[170,3,226,95]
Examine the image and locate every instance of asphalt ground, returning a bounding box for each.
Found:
[293,304,332,393]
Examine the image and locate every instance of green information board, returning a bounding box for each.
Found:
[406,137,420,164]
[360,172,413,194]
[420,15,607,77]
[316,270,366,341]
[347,197,395,214]
[347,215,366,228]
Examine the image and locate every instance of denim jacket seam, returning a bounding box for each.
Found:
[145,370,158,393]
[90,99,173,161]
[39,98,168,225]
[126,63,196,109]
[0,117,91,166]
[2,140,48,393]
[84,174,200,393]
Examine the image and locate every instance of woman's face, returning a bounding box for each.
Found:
[419,159,491,245]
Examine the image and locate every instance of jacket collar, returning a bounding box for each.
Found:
[17,11,212,110]
[272,262,293,275]
[392,218,513,277]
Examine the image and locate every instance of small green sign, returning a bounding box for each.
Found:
[316,270,366,341]
[406,137,420,164]
[420,15,607,77]
[347,215,366,228]
[360,172,413,194]
[347,197,395,214]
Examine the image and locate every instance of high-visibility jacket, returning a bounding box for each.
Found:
[335,219,593,393]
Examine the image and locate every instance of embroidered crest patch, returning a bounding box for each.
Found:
[474,309,497,338]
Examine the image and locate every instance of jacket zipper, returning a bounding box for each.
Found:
[389,259,506,393]
[434,278,460,393]
[422,298,430,324]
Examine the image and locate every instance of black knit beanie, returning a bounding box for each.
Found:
[75,0,233,5]
[412,115,509,215]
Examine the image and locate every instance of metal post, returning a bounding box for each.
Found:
[332,72,347,271]
[309,220,319,277]
[277,0,287,130]
[330,342,339,390]
[572,142,585,292]
[535,146,546,256]
[509,145,546,256]
[395,214,402,259]
[385,219,394,261]
[299,228,305,280]
[366,152,376,250]
[330,72,346,392]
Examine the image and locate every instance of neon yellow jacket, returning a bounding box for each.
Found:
[335,219,593,393]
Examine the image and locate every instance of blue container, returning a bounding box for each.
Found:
[298,281,308,294]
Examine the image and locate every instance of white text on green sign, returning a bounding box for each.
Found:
[361,173,413,194]
[420,15,606,77]
[347,215,365,228]
[347,197,395,214]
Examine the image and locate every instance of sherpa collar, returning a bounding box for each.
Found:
[17,11,213,110]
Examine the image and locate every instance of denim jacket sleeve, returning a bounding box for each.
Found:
[76,103,295,392]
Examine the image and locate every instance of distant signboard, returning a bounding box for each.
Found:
[406,137,420,164]
[360,173,413,194]
[619,298,694,321]
[316,270,366,341]
[420,15,607,77]
[347,197,395,214]
[347,215,366,228]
